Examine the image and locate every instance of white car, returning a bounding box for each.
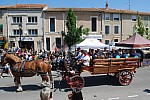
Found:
[109,42,132,51]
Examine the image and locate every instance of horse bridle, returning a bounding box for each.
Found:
[3,56,22,72]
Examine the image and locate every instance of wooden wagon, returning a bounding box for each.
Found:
[63,57,140,91]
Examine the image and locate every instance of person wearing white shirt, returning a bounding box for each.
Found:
[76,50,90,72]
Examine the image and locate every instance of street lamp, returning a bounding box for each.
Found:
[18,23,22,49]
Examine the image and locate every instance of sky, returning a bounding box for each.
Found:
[0,0,150,12]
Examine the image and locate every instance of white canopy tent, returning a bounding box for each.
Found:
[76,38,109,50]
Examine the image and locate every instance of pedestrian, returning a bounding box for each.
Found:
[40,86,54,100]
[0,63,13,78]
[68,91,83,100]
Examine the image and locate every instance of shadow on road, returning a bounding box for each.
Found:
[53,75,119,92]
[84,75,119,87]
[0,84,41,92]
[53,79,71,92]
[143,89,150,93]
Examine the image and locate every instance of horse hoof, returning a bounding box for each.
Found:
[16,87,23,92]
[40,83,44,87]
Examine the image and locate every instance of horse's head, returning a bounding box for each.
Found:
[1,53,20,67]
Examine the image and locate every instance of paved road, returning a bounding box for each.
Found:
[0,67,150,100]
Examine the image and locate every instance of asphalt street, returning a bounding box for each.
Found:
[0,67,150,100]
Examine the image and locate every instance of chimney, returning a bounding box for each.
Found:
[105,2,108,10]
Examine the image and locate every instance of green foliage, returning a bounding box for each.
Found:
[134,16,146,36]
[146,35,150,40]
[63,9,89,49]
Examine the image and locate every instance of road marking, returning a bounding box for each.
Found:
[147,93,150,95]
[108,97,119,100]
[128,95,138,98]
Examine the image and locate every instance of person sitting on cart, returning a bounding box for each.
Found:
[121,50,129,58]
[75,47,82,61]
[76,50,90,72]
[89,49,96,66]
[130,49,141,58]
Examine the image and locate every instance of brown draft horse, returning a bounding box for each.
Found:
[1,53,53,92]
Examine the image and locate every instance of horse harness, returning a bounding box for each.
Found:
[13,59,26,72]
[15,59,48,76]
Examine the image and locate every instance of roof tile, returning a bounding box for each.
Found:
[6,4,47,9]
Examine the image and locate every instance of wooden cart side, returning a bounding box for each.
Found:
[92,59,110,74]
[92,58,140,74]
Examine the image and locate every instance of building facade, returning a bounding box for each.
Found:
[0,6,8,48]
[44,4,150,51]
[0,3,150,51]
[44,8,102,51]
[1,4,48,51]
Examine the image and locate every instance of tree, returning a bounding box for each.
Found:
[146,35,150,40]
[63,9,89,49]
[134,16,147,36]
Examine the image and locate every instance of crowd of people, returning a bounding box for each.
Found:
[0,46,143,78]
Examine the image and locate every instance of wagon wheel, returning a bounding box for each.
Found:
[119,70,133,86]
[69,75,85,92]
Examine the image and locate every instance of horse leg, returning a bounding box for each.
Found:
[40,75,49,87]
[48,67,53,89]
[14,76,23,92]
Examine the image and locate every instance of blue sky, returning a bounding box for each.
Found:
[0,0,150,12]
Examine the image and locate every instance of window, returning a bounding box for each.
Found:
[132,15,137,21]
[143,16,149,27]
[12,16,22,23]
[132,27,136,34]
[105,13,110,21]
[114,39,119,42]
[13,29,22,35]
[105,25,110,34]
[105,40,109,45]
[0,12,2,19]
[28,16,37,23]
[113,14,120,21]
[46,38,50,51]
[91,17,97,32]
[50,18,55,32]
[146,28,149,35]
[28,29,38,35]
[114,26,119,34]
[0,24,3,34]
[56,37,61,49]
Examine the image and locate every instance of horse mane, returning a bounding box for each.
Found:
[6,54,20,62]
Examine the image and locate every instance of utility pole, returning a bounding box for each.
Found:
[128,0,131,10]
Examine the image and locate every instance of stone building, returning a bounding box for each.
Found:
[0,3,150,51]
[0,4,47,51]
[44,3,150,51]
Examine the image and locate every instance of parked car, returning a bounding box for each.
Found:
[109,42,130,51]
[142,48,150,59]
